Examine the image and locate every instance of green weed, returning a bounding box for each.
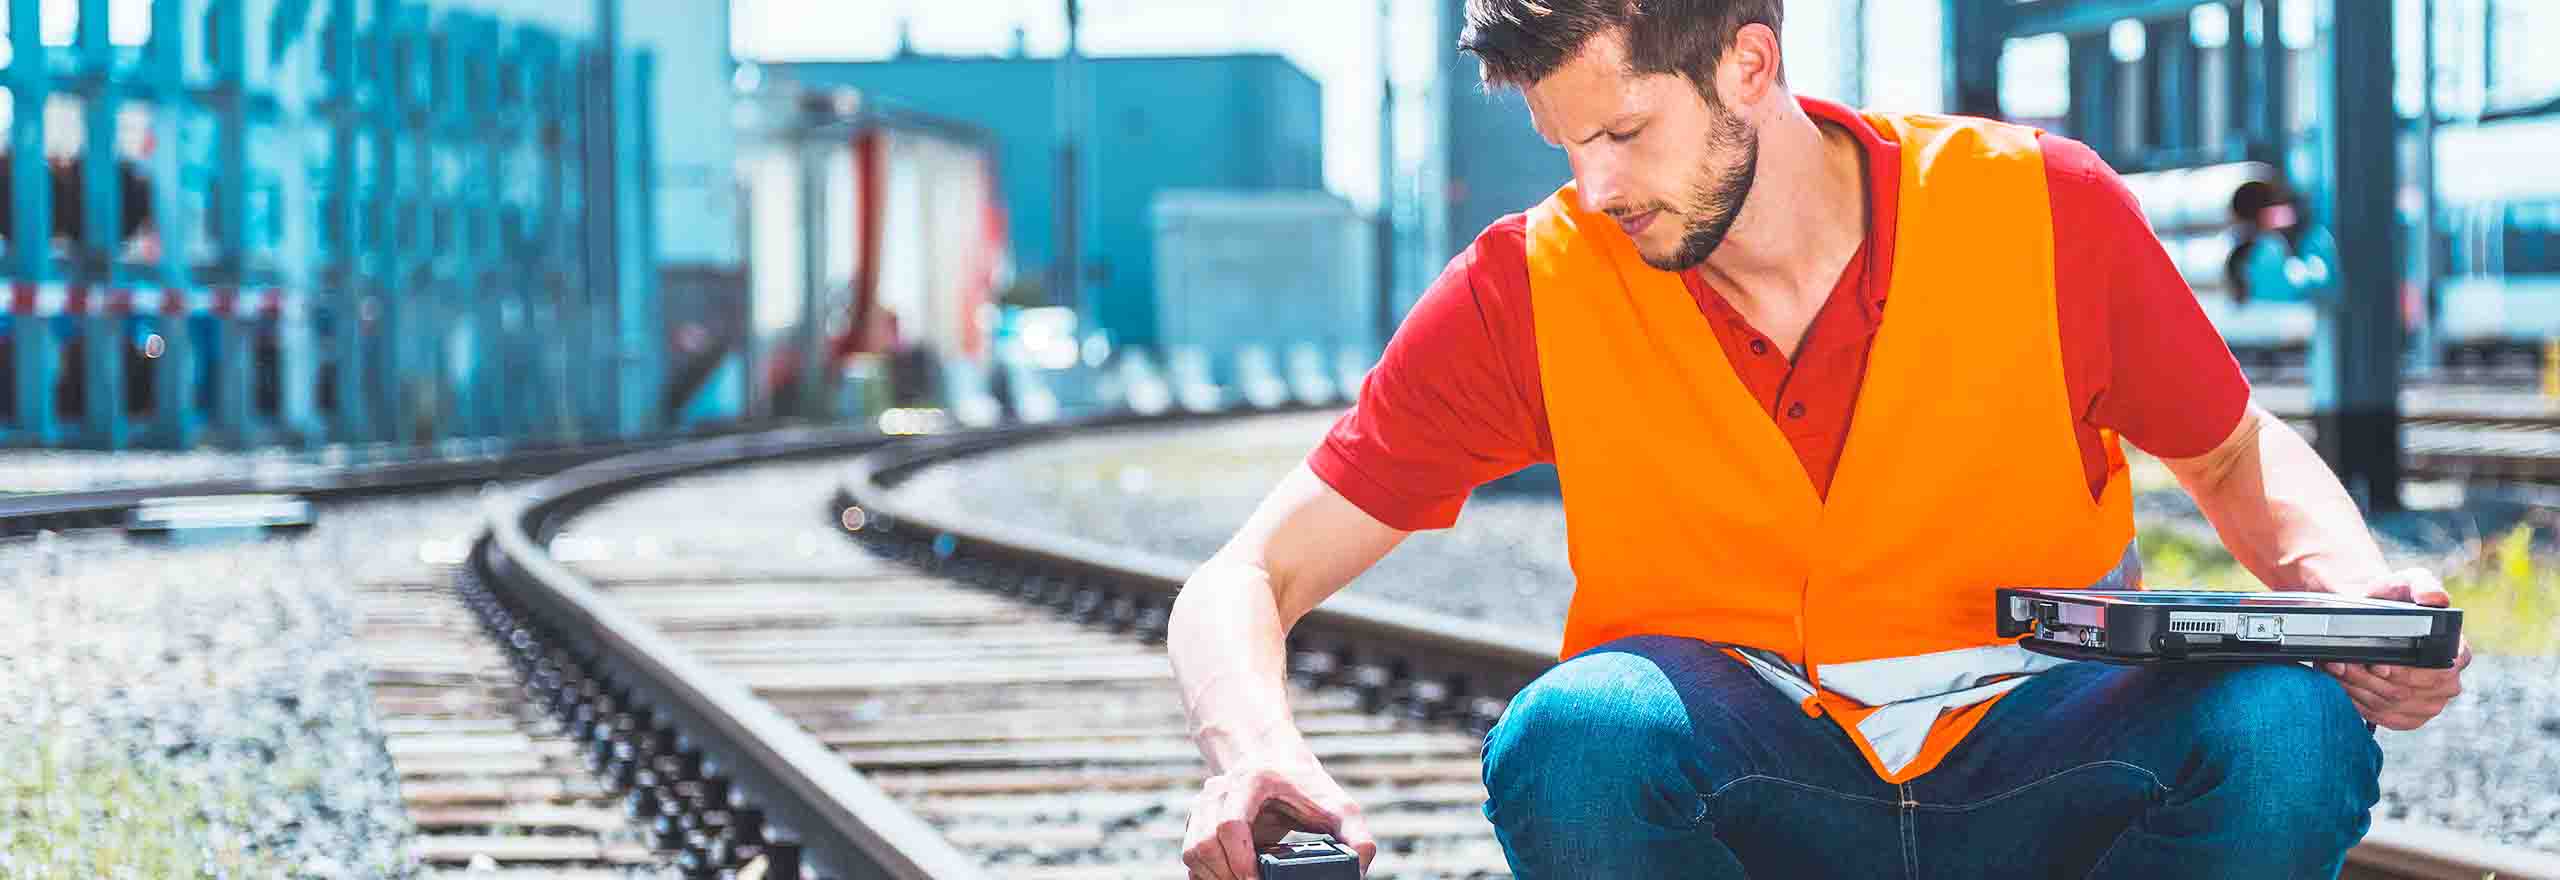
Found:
[2136,525,2559,656]
[0,729,286,878]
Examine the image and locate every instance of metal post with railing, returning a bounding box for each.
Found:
[7,0,58,445]
[72,0,125,449]
[321,0,365,442]
[0,0,657,452]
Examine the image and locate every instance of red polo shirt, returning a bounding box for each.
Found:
[1311,98,2251,531]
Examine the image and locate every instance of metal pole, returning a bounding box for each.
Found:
[796,128,828,421]
[409,8,445,445]
[574,44,606,438]
[545,35,581,439]
[77,0,129,449]
[592,44,618,437]
[149,0,200,447]
[2323,0,2404,511]
[1941,0,2004,118]
[271,0,323,447]
[1054,0,1084,318]
[2412,0,2439,376]
[621,49,660,436]
[373,6,414,445]
[2252,0,2289,165]
[461,15,503,440]
[1845,0,1866,106]
[209,0,256,447]
[588,0,624,437]
[9,0,58,445]
[325,0,367,442]
[1374,0,1396,351]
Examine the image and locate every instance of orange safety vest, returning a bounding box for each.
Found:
[1524,111,2140,783]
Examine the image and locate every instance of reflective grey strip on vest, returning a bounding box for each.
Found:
[1726,541,2143,776]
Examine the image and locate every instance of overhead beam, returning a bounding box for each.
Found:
[2004,0,2213,38]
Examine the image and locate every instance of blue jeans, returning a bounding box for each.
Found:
[1481,635,2382,879]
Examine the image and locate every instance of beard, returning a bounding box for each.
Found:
[1641,105,1760,272]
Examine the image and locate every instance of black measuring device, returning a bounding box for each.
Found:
[1997,587,2464,667]
[1258,831,1363,879]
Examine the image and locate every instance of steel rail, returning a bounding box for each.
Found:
[475,424,1008,880]
[0,424,764,536]
[464,405,1324,878]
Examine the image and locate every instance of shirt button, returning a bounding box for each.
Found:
[1787,402,1807,419]
[1750,339,1770,355]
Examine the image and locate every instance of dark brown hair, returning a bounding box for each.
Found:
[1458,0,1784,92]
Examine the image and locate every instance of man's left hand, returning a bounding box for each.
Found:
[2312,569,2470,731]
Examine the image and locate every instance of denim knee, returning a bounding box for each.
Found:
[1482,640,1713,829]
[2182,663,2381,830]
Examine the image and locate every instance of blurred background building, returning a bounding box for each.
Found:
[772,48,1325,348]
[3,0,2557,510]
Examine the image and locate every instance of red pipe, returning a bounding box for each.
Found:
[835,127,888,363]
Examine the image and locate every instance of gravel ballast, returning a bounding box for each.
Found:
[893,410,2560,855]
[0,487,501,877]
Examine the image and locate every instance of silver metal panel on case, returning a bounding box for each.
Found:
[2166,610,2434,642]
[2316,614,2437,637]
[2283,635,2418,648]
[2059,603,2104,627]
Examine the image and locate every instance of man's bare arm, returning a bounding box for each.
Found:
[1170,462,1410,773]
[2156,403,2390,591]
[2157,402,2468,731]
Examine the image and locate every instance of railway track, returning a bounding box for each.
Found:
[361,563,675,876]
[2252,383,2560,482]
[0,427,789,877]
[449,415,2560,880]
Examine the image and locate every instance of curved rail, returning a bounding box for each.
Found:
[472,425,992,879]
[0,428,758,536]
[836,420,2560,880]
[464,405,1325,878]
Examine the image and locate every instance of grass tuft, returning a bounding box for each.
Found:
[2136,525,2560,656]
[0,726,286,877]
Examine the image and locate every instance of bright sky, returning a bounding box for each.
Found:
[732,0,1935,213]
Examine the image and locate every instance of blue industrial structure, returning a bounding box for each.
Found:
[0,0,716,451]
[771,52,1326,349]
[1434,1,1567,270]
[1959,0,2402,507]
[13,0,2552,487]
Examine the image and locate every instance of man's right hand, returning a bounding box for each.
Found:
[1180,749,1377,879]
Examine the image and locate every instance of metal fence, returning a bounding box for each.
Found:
[0,0,657,450]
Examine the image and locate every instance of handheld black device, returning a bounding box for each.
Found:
[1257,831,1362,879]
[1996,588,2464,668]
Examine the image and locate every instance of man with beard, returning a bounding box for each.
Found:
[1165,2,2469,878]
